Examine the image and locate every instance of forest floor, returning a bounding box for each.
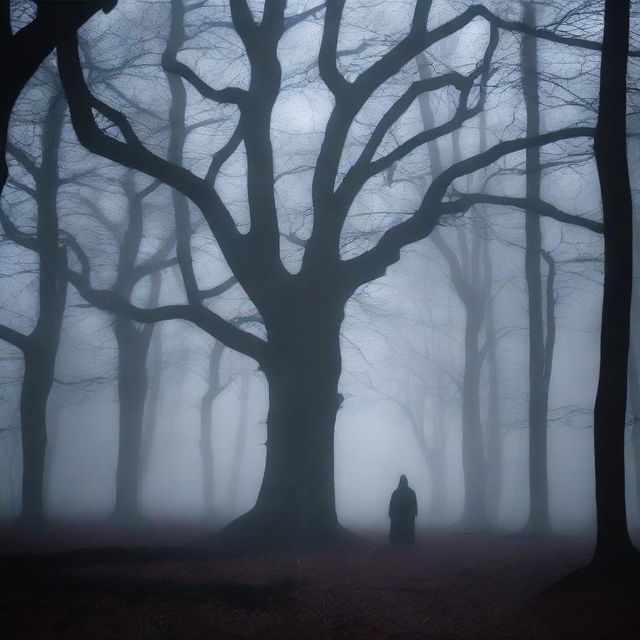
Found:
[0,523,639,639]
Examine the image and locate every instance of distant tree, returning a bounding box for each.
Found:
[520,0,550,534]
[0,89,69,523]
[228,370,254,510]
[200,340,230,517]
[483,236,502,524]
[414,43,493,530]
[105,174,172,521]
[0,87,73,522]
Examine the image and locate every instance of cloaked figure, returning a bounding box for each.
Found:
[388,475,417,544]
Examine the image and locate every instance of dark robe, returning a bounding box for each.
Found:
[389,481,417,544]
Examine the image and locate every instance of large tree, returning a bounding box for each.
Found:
[56,0,604,547]
[590,0,640,569]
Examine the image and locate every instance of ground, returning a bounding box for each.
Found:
[0,524,638,639]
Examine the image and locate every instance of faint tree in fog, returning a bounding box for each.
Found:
[200,340,230,517]
[75,172,174,521]
[431,216,493,529]
[415,47,508,530]
[228,370,253,510]
[520,0,550,534]
[515,0,596,536]
[0,91,69,523]
[482,236,502,524]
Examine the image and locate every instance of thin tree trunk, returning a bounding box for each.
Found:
[484,240,502,525]
[430,377,449,523]
[541,250,556,437]
[113,319,148,520]
[140,276,163,482]
[20,95,67,524]
[408,409,438,522]
[20,350,50,523]
[111,172,156,522]
[43,404,63,505]
[419,61,489,528]
[460,304,487,528]
[229,370,251,510]
[200,341,224,517]
[429,432,447,522]
[522,1,550,534]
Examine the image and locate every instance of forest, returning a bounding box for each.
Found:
[0,1,639,638]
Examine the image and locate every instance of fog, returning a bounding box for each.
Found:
[1,0,639,547]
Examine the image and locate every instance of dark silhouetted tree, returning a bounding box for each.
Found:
[590,0,640,569]
[57,1,604,547]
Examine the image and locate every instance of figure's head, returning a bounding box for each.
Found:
[399,475,408,488]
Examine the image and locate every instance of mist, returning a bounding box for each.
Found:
[1,1,639,638]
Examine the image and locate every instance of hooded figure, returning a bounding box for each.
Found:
[388,475,417,544]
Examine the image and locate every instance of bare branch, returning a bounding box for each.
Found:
[343,127,596,290]
[161,56,246,105]
[58,34,243,264]
[66,265,267,363]
[449,193,603,234]
[206,125,243,183]
[0,324,29,352]
[199,276,238,299]
[318,0,348,96]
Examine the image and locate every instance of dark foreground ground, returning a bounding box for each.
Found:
[1,525,639,639]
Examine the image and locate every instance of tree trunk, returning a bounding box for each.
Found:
[484,241,502,525]
[19,95,67,524]
[200,341,224,517]
[629,348,640,524]
[256,358,339,541]
[19,304,65,526]
[43,404,62,505]
[113,319,148,521]
[229,371,251,509]
[20,349,53,523]
[522,1,550,534]
[541,250,556,452]
[200,393,215,516]
[633,429,640,530]
[430,379,449,523]
[629,171,640,527]
[410,411,443,525]
[140,308,162,483]
[591,0,638,567]
[111,170,159,522]
[429,437,447,523]
[460,305,487,528]
[218,299,343,547]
